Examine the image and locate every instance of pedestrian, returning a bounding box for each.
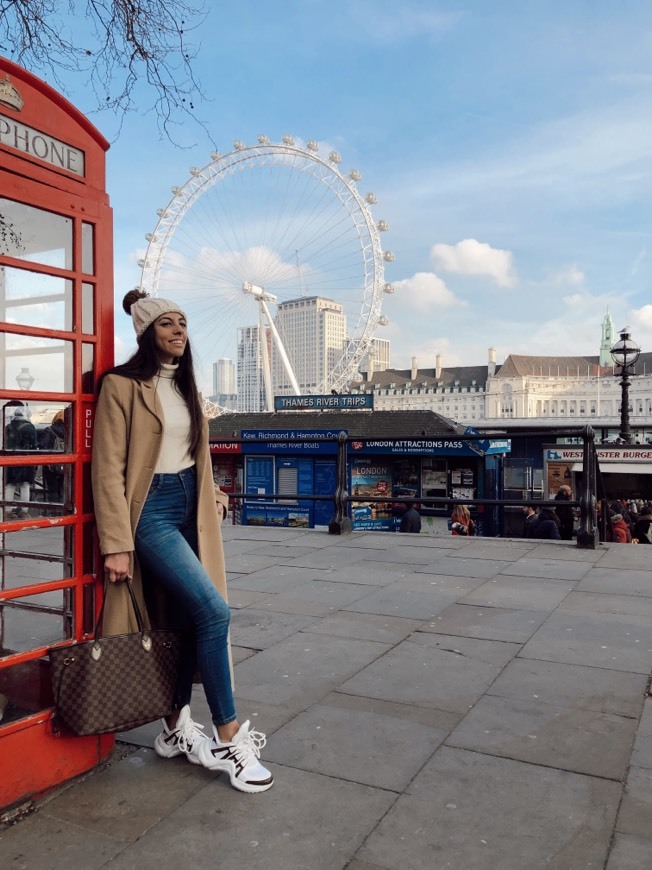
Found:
[451,504,475,536]
[399,500,421,533]
[632,504,652,544]
[522,504,538,537]
[39,409,66,511]
[610,513,632,543]
[531,508,561,540]
[554,484,574,540]
[91,288,273,793]
[4,405,37,518]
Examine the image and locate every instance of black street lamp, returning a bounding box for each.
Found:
[15,367,34,391]
[610,327,640,443]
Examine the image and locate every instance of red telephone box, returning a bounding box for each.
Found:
[0,58,114,810]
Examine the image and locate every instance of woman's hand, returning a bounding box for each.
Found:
[104,552,132,583]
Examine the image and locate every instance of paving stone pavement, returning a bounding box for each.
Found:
[2,528,651,870]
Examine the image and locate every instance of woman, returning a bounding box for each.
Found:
[450,504,475,536]
[91,289,273,794]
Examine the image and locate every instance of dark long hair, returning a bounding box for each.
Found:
[101,291,204,458]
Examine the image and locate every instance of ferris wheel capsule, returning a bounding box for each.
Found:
[377,220,389,232]
[378,316,390,326]
[189,167,201,176]
[210,151,220,160]
[329,151,342,163]
[349,169,361,181]
[306,139,318,152]
[383,251,395,262]
[258,135,270,145]
[365,193,377,204]
[171,186,181,194]
[156,209,165,217]
[282,134,295,145]
[383,283,395,293]
[233,140,246,150]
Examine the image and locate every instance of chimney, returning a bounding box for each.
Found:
[488,347,496,378]
[411,356,418,381]
[435,354,442,379]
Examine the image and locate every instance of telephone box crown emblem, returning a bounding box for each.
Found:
[0,76,24,111]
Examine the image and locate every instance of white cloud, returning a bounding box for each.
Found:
[629,306,652,354]
[563,293,584,308]
[430,239,516,288]
[392,272,466,311]
[392,336,465,370]
[631,304,652,330]
[552,265,585,285]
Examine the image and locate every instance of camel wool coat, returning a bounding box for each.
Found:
[91,373,229,636]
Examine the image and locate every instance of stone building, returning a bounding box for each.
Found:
[355,313,652,435]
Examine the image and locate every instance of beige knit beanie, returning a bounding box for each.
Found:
[123,289,187,339]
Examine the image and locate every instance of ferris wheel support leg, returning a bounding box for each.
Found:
[260,298,302,396]
[259,302,274,412]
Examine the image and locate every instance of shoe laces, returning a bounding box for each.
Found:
[176,717,205,753]
[232,722,267,761]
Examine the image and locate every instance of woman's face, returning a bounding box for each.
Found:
[153,312,187,364]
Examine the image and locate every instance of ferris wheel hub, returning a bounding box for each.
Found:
[243,281,277,303]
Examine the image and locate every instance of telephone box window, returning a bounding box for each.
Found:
[82,282,94,334]
[1,332,74,392]
[82,342,95,393]
[0,589,74,657]
[0,266,72,331]
[81,222,94,275]
[0,198,72,269]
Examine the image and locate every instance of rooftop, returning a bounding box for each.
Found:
[209,409,464,439]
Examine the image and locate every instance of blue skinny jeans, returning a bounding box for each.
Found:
[135,466,235,727]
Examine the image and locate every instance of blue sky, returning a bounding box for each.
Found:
[41,0,652,380]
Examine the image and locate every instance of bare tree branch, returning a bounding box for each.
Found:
[0,0,209,142]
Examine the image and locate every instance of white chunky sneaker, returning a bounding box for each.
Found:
[198,720,274,793]
[154,705,208,765]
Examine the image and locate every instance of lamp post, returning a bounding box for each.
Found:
[610,327,640,444]
[15,367,34,391]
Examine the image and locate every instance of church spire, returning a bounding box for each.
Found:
[599,309,615,366]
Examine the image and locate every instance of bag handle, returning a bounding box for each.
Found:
[94,579,147,642]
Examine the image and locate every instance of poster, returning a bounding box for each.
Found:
[546,461,574,498]
[350,458,393,529]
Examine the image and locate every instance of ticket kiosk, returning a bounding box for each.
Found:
[0,59,114,810]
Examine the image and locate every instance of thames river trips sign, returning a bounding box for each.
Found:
[274,394,373,411]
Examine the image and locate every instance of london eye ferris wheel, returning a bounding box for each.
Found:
[139,135,394,414]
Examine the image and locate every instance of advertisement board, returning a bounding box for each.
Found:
[350,458,394,530]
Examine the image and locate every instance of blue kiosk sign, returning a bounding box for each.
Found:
[241,429,343,454]
[350,438,511,457]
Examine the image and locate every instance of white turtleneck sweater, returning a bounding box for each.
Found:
[153,363,194,473]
